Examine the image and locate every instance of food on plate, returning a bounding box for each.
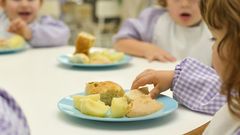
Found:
[71,32,125,64]
[0,35,25,49]
[74,32,95,55]
[125,89,163,117]
[78,99,109,117]
[89,50,125,64]
[73,94,109,117]
[72,81,163,118]
[73,94,100,110]
[69,53,90,64]
[89,53,112,64]
[111,97,128,118]
[70,49,125,64]
[85,81,125,105]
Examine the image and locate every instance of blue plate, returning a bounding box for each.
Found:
[0,46,26,54]
[58,93,178,122]
[58,54,132,68]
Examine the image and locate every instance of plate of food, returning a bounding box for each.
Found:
[58,32,132,67]
[0,35,26,54]
[58,53,132,68]
[58,81,178,122]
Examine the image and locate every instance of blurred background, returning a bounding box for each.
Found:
[39,0,157,47]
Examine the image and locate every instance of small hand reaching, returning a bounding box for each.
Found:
[131,69,174,98]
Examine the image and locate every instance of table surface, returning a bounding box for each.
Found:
[0,46,211,135]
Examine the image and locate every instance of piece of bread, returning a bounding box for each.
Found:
[125,89,163,117]
[85,81,125,105]
[74,32,95,55]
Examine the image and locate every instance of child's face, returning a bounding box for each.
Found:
[211,29,227,77]
[166,0,202,27]
[2,0,41,24]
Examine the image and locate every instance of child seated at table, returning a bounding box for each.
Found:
[131,0,240,134]
[0,0,70,47]
[113,0,213,65]
[0,88,30,135]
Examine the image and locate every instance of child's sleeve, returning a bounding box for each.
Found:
[28,16,70,47]
[112,7,165,43]
[0,88,30,135]
[233,128,240,135]
[171,58,226,115]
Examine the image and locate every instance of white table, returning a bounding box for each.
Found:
[0,46,211,135]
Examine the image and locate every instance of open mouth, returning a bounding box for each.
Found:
[18,12,31,18]
[179,12,192,21]
[180,13,191,17]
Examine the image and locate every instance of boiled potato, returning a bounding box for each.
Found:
[70,53,90,64]
[111,97,128,118]
[7,35,25,48]
[80,99,109,117]
[108,52,124,62]
[73,94,100,111]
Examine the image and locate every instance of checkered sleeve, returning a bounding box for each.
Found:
[171,58,226,115]
[0,88,30,135]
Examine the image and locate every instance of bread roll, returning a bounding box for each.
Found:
[74,32,95,55]
[85,81,125,105]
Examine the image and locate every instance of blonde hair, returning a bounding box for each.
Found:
[157,0,167,7]
[1,0,43,4]
[200,0,240,118]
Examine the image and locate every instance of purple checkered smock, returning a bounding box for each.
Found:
[0,88,30,135]
[172,58,226,115]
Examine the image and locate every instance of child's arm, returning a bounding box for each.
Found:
[172,58,226,115]
[28,16,70,47]
[132,58,226,115]
[113,7,176,62]
[115,39,176,62]
[0,88,30,135]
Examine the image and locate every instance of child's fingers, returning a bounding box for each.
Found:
[147,55,167,62]
[8,21,19,32]
[8,18,23,32]
[155,55,169,62]
[164,54,177,62]
[150,84,161,99]
[131,73,154,90]
[133,69,155,84]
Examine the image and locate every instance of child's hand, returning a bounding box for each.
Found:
[144,44,176,62]
[131,69,174,98]
[0,39,6,46]
[8,18,32,40]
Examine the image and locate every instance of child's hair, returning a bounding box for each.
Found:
[1,0,43,4]
[157,0,167,7]
[200,0,240,118]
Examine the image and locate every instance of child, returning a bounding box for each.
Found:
[113,0,212,65]
[0,0,70,47]
[131,0,240,134]
[0,88,30,135]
